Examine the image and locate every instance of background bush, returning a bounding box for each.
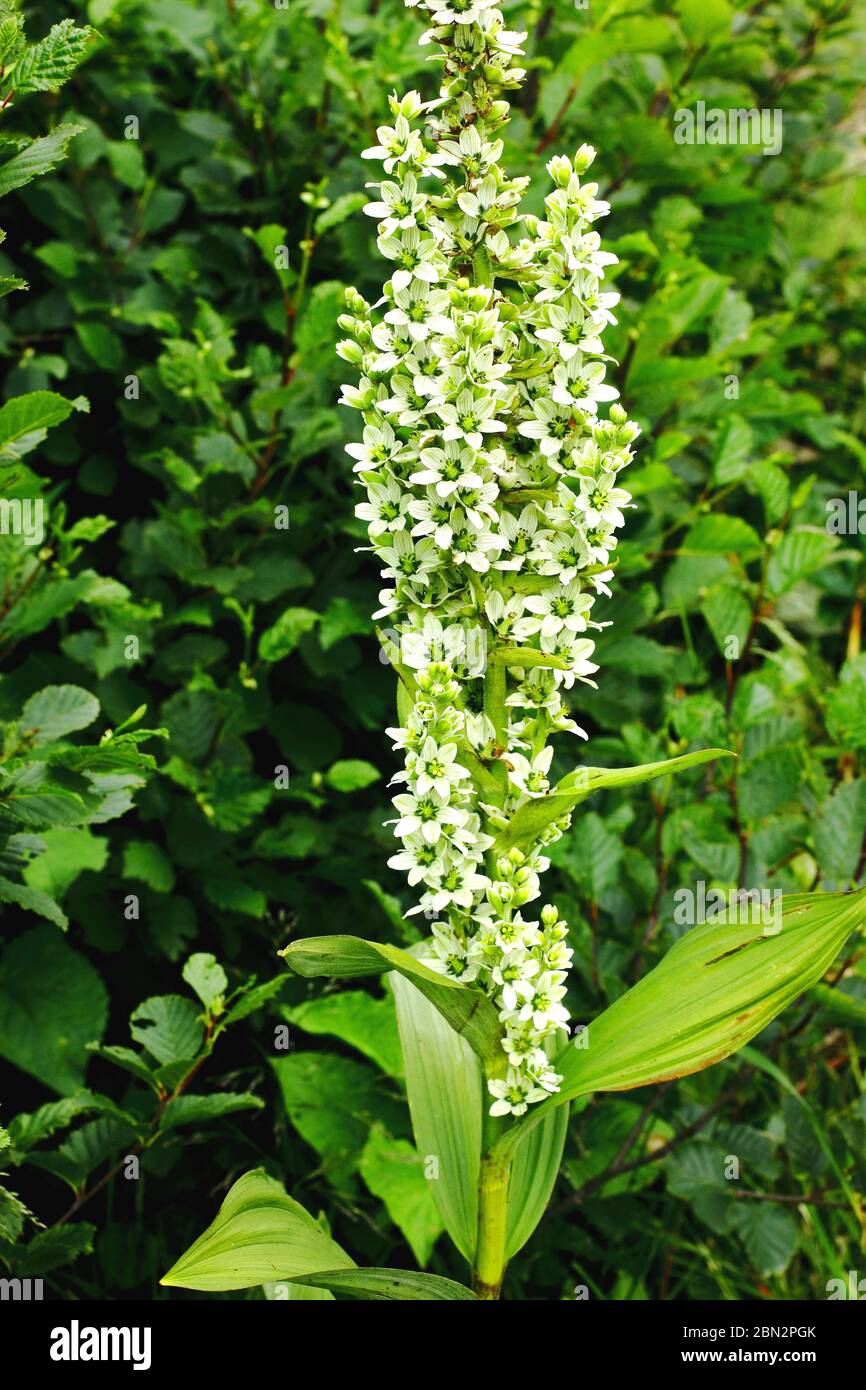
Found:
[1,0,864,1300]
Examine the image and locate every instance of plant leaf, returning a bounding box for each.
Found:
[280,935,502,1064]
[494,748,734,853]
[505,1091,569,1259]
[288,1268,477,1300]
[391,971,481,1264]
[0,926,107,1094]
[497,888,865,1159]
[160,1169,355,1291]
[0,124,85,198]
[358,1125,444,1266]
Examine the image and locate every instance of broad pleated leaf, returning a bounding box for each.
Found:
[391,971,481,1264]
[497,888,865,1159]
[160,1169,354,1291]
[494,748,733,854]
[505,1093,569,1259]
[281,934,502,1064]
[289,1268,477,1300]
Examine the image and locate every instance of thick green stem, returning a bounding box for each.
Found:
[473,1150,510,1299]
[483,658,509,752]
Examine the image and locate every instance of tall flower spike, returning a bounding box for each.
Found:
[338,0,640,1116]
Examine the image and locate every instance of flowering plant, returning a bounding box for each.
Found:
[162,0,866,1303]
[338,0,640,1121]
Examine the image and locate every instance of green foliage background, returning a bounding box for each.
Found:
[1,0,865,1299]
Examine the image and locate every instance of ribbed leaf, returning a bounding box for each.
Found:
[391,971,481,1264]
[505,1092,569,1259]
[289,1268,477,1300]
[497,888,865,1159]
[281,934,502,1064]
[160,1169,355,1291]
[494,748,733,853]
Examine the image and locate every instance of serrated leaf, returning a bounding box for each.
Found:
[285,989,403,1079]
[358,1125,443,1266]
[20,685,100,744]
[159,1093,264,1131]
[0,391,87,458]
[122,839,175,892]
[732,1202,798,1276]
[258,607,319,662]
[129,995,203,1066]
[4,20,93,95]
[0,875,67,927]
[0,926,107,1093]
[86,1044,160,1094]
[4,1222,96,1277]
[0,123,85,197]
[766,529,838,596]
[182,952,227,1008]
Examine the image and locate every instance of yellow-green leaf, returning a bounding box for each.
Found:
[160,1169,354,1292]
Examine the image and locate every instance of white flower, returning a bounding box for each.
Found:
[418,861,490,911]
[537,529,590,584]
[484,590,535,642]
[491,949,540,1011]
[427,924,480,983]
[363,174,427,232]
[464,710,496,749]
[574,470,631,528]
[535,302,603,361]
[494,505,543,572]
[553,356,619,412]
[377,226,442,291]
[506,745,553,799]
[362,114,426,173]
[408,488,456,548]
[518,971,570,1031]
[339,0,640,1112]
[409,736,470,797]
[389,788,468,845]
[516,396,575,458]
[437,389,507,451]
[540,631,599,688]
[345,421,408,473]
[377,531,440,584]
[428,0,498,27]
[369,321,417,374]
[384,283,453,342]
[449,516,504,572]
[522,579,594,638]
[387,833,446,885]
[488,1068,550,1117]
[409,442,480,496]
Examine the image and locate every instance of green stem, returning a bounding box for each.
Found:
[483,658,508,749]
[473,1149,510,1299]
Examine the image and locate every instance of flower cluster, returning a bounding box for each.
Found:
[337,0,639,1115]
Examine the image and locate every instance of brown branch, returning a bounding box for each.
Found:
[553,1085,736,1214]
